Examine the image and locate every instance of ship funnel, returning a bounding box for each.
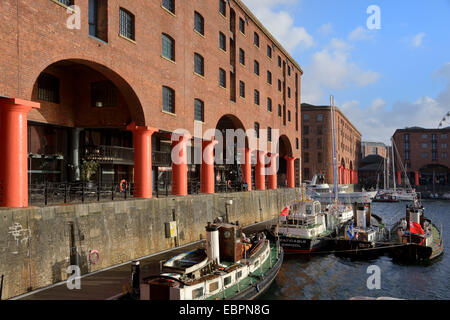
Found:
[356,206,367,228]
[205,223,220,264]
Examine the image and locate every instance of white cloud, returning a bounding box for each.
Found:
[301,38,380,104]
[338,64,450,143]
[318,22,333,36]
[242,0,314,52]
[348,26,376,42]
[411,32,426,47]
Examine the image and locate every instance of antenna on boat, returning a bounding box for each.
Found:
[391,137,396,192]
[330,95,339,203]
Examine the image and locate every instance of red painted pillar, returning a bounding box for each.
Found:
[267,153,278,190]
[285,156,296,188]
[414,171,420,186]
[172,134,190,196]
[127,123,158,199]
[201,140,218,194]
[241,148,252,191]
[339,166,344,185]
[397,171,402,185]
[0,98,40,207]
[255,151,266,190]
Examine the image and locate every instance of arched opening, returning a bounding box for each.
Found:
[28,59,146,203]
[418,164,450,187]
[339,158,346,185]
[277,135,293,187]
[214,115,248,192]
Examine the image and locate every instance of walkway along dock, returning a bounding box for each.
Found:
[11,221,275,300]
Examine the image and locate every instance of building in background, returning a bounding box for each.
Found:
[0,0,303,207]
[362,141,389,159]
[301,103,362,185]
[392,127,450,188]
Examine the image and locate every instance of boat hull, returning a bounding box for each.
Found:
[229,248,284,300]
[334,239,389,259]
[280,235,333,254]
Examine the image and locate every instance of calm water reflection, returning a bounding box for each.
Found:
[260,201,450,300]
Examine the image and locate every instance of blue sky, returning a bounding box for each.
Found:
[242,0,450,144]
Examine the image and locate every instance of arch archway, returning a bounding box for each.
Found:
[214,114,248,191]
[277,135,293,187]
[27,59,146,187]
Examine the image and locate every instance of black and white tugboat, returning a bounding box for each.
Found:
[390,201,444,263]
[126,220,283,300]
[334,203,389,259]
[278,200,340,254]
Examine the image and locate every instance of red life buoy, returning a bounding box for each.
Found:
[120,179,128,192]
[89,249,100,265]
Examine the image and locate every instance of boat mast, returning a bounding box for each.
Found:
[330,95,339,202]
[391,137,396,192]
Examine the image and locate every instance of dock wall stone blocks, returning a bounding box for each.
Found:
[0,189,300,299]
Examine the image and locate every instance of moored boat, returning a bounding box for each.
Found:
[389,202,444,263]
[278,200,339,254]
[125,220,283,300]
[334,203,389,259]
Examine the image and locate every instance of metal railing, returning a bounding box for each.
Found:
[84,145,134,164]
[28,181,134,206]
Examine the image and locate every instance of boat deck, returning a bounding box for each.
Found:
[207,244,279,300]
[431,224,444,259]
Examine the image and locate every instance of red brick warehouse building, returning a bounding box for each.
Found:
[0,0,303,207]
[301,103,362,185]
[392,127,450,187]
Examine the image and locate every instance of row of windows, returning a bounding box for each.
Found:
[302,138,323,149]
[303,113,324,122]
[303,152,323,164]
[303,126,323,135]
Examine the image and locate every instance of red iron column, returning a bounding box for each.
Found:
[127,123,158,199]
[241,147,252,191]
[397,171,402,186]
[414,171,420,186]
[0,98,40,207]
[201,140,218,194]
[285,156,296,188]
[267,153,278,190]
[255,151,266,190]
[172,134,190,196]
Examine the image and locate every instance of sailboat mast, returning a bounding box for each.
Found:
[330,95,339,202]
[391,137,396,192]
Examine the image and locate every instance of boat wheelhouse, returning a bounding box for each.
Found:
[134,221,283,300]
[279,200,339,253]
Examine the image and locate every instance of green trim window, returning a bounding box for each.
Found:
[254,89,260,105]
[162,0,175,14]
[219,32,227,51]
[239,48,245,65]
[194,99,204,122]
[239,81,245,98]
[219,68,227,88]
[194,12,204,35]
[37,73,60,103]
[162,86,175,113]
[219,0,226,16]
[254,32,259,47]
[162,33,175,61]
[194,53,204,76]
[119,8,135,40]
